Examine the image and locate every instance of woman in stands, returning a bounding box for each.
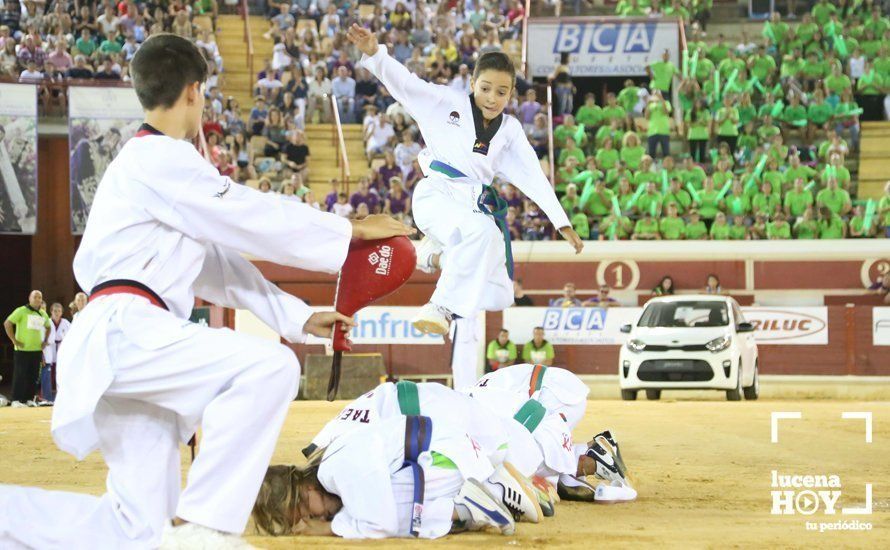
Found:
[347,23,582,335]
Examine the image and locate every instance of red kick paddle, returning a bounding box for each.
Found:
[327,236,416,400]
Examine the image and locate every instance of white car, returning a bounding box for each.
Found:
[618,295,759,401]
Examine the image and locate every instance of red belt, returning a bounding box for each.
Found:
[89,279,168,310]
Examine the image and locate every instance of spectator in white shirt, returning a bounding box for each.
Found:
[307,65,332,123]
[449,63,471,94]
[332,65,356,122]
[394,129,421,178]
[365,112,396,157]
[332,192,354,217]
[848,48,866,80]
[19,60,43,81]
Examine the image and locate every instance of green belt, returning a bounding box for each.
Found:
[513,399,547,433]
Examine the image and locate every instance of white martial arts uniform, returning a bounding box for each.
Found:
[449,313,482,391]
[466,364,591,484]
[318,415,494,539]
[42,317,71,366]
[0,125,353,549]
[359,45,570,319]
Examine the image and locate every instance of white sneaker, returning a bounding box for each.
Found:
[411,302,452,336]
[10,401,26,409]
[486,462,543,523]
[416,236,443,274]
[25,400,37,407]
[0,395,8,407]
[160,523,257,550]
[453,479,515,535]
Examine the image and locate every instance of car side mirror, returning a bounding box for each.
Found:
[620,324,632,333]
[737,322,754,333]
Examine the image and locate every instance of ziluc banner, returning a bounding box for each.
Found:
[526,17,681,77]
[68,86,144,234]
[0,83,38,234]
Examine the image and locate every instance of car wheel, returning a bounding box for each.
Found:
[726,361,742,401]
[645,389,661,400]
[621,389,638,401]
[744,364,760,400]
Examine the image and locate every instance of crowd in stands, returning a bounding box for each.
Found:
[0,0,221,111]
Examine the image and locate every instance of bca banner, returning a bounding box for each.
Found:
[873,307,890,346]
[527,18,680,77]
[0,83,38,234]
[68,86,144,234]
[741,307,828,345]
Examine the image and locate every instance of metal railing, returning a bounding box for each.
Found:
[330,94,351,192]
[546,84,555,186]
[241,0,254,86]
[520,0,531,76]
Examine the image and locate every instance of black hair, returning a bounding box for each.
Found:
[473,51,515,83]
[131,33,208,110]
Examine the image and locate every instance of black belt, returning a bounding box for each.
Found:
[89,279,168,310]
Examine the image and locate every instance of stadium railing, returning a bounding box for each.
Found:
[241,0,254,88]
[330,93,351,192]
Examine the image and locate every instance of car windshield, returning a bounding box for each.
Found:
[638,301,729,328]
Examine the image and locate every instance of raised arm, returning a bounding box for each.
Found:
[349,24,449,120]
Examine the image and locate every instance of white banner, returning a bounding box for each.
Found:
[742,307,828,345]
[873,307,890,346]
[68,86,144,234]
[0,83,38,234]
[502,306,829,345]
[527,18,680,77]
[305,306,446,345]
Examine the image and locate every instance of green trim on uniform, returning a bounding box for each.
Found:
[396,380,421,416]
[430,450,459,469]
[513,399,547,433]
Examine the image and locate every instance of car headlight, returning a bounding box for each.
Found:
[626,339,646,353]
[705,335,731,352]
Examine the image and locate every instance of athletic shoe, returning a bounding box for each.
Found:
[25,400,37,407]
[592,429,627,480]
[486,462,543,523]
[533,484,555,517]
[453,479,515,535]
[411,302,452,336]
[557,474,598,502]
[0,395,8,407]
[35,398,53,407]
[531,475,560,504]
[594,479,638,503]
[10,401,26,409]
[160,523,257,549]
[415,236,443,274]
[586,439,627,484]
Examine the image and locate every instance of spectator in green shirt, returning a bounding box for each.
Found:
[648,50,678,93]
[685,209,709,239]
[659,204,686,240]
[729,214,748,240]
[879,182,890,237]
[781,94,808,134]
[794,207,820,239]
[767,212,792,239]
[633,211,661,240]
[824,64,852,99]
[819,154,851,189]
[99,30,124,55]
[561,183,580,214]
[584,179,615,218]
[486,329,518,372]
[812,0,837,27]
[783,155,816,189]
[717,48,745,79]
[708,35,731,64]
[522,327,555,366]
[679,156,707,190]
[818,207,846,239]
[558,136,586,167]
[636,182,663,217]
[715,96,740,154]
[848,204,876,238]
[752,181,781,217]
[620,132,646,170]
[710,212,731,240]
[595,137,620,171]
[816,178,852,216]
[757,114,782,142]
[4,290,51,407]
[695,177,722,223]
[748,45,777,81]
[598,213,634,240]
[575,92,603,128]
[806,90,834,142]
[663,178,692,215]
[75,29,97,58]
[617,79,641,116]
[783,178,814,220]
[553,114,586,149]
[571,207,591,240]
[644,91,672,159]
[601,93,628,126]
[723,181,751,218]
[685,100,712,163]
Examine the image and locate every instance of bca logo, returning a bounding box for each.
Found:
[554,22,656,54]
[368,245,393,276]
[543,307,607,331]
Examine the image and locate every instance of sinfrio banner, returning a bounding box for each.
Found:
[526,18,681,77]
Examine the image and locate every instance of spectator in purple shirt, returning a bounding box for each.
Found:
[324,179,340,212]
[350,178,380,213]
[374,151,402,193]
[517,89,542,131]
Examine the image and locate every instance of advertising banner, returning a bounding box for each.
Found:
[68,86,143,233]
[527,18,680,77]
[873,307,890,346]
[0,83,38,234]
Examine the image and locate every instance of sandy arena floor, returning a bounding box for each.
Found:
[1,395,888,548]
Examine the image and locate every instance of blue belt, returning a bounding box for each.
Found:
[403,415,432,537]
[428,161,515,280]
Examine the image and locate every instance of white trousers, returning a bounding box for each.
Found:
[412,176,514,319]
[449,314,482,391]
[0,315,300,549]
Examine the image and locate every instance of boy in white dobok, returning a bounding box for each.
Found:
[347,25,584,339]
[0,34,413,549]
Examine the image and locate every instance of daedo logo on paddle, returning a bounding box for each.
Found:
[368,245,394,276]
